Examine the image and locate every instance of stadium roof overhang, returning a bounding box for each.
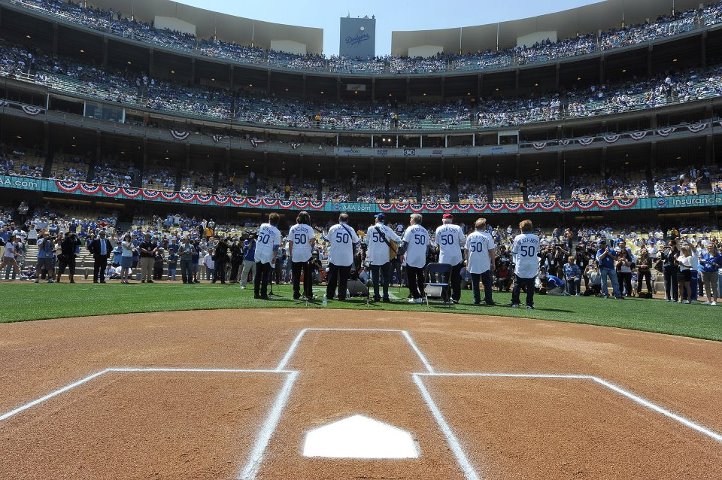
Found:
[391,0,703,56]
[86,0,324,54]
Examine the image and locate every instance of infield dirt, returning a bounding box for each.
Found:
[0,309,720,479]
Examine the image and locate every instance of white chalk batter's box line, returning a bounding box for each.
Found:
[0,328,720,480]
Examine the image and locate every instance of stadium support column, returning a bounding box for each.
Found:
[601,146,607,176]
[647,46,653,76]
[599,55,605,84]
[302,74,307,99]
[52,24,58,55]
[337,77,341,101]
[229,65,234,89]
[191,58,196,86]
[557,150,564,192]
[406,78,410,102]
[372,78,376,103]
[441,77,446,100]
[149,49,154,78]
[555,64,560,90]
[705,135,714,166]
[515,70,519,96]
[648,143,656,195]
[701,32,707,68]
[102,37,108,68]
[42,123,52,177]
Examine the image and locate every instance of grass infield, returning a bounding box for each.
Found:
[2,282,720,341]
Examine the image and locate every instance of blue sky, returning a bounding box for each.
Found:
[176,0,602,55]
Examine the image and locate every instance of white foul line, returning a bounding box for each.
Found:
[275,328,308,371]
[238,371,299,480]
[590,376,722,443]
[0,369,110,421]
[417,372,722,444]
[401,331,434,373]
[412,374,481,480]
[109,367,287,374]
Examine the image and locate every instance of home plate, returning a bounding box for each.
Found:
[302,414,420,459]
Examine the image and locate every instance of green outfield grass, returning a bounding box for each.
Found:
[2,282,720,340]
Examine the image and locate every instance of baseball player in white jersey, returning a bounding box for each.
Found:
[434,213,466,303]
[288,211,317,300]
[465,218,497,305]
[401,213,430,303]
[364,213,401,302]
[510,219,541,309]
[326,212,359,301]
[253,213,282,300]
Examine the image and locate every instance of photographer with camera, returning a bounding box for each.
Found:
[35,230,56,283]
[56,231,81,284]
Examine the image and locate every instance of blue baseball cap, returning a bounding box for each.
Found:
[374,213,385,220]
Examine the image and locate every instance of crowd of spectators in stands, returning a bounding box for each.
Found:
[4,36,722,131]
[3,140,721,204]
[3,200,720,310]
[11,0,722,74]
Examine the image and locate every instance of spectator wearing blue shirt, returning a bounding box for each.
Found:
[238,237,256,289]
[545,274,566,295]
[699,243,722,306]
[563,256,582,296]
[596,239,622,299]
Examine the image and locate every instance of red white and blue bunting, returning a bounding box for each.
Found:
[604,134,620,143]
[52,180,640,213]
[21,105,44,115]
[630,131,648,141]
[170,130,190,141]
[687,123,707,133]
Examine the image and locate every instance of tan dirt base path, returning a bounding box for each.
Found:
[0,309,720,479]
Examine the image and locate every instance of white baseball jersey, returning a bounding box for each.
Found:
[327,222,359,267]
[511,233,541,278]
[288,223,315,263]
[434,223,465,266]
[365,223,401,266]
[465,230,496,274]
[402,224,430,269]
[254,223,282,264]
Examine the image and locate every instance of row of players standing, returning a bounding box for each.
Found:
[250,210,540,308]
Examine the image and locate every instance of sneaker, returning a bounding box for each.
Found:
[382,298,391,303]
[408,298,419,304]
[147,280,154,283]
[511,303,520,308]
[526,305,534,310]
[240,285,246,289]
[684,300,690,304]
[711,301,717,306]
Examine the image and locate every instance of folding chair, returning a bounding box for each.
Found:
[425,263,452,307]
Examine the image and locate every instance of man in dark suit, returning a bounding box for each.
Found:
[89,229,113,283]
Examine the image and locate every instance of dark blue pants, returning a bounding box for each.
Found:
[512,275,536,307]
